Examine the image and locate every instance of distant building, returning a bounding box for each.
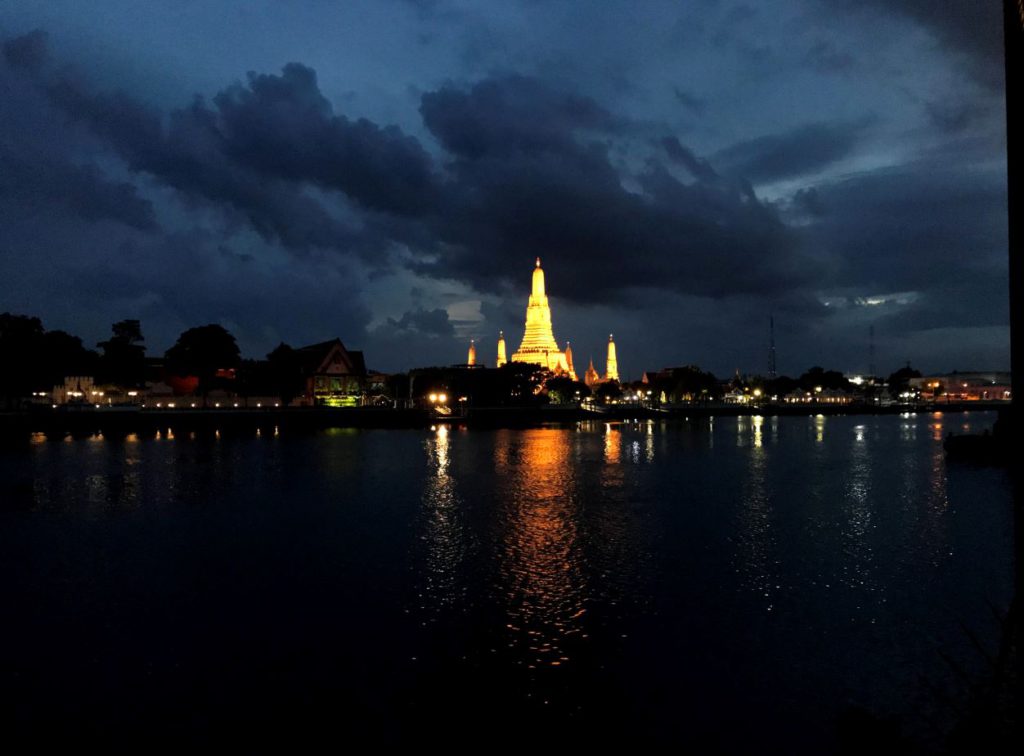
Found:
[467,339,477,366]
[910,372,1012,401]
[294,338,367,407]
[584,358,600,387]
[52,376,95,405]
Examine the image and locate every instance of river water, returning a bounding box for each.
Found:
[0,412,1014,750]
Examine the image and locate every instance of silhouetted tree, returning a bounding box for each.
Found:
[887,365,921,396]
[544,376,590,404]
[0,313,45,407]
[595,381,623,402]
[765,375,799,398]
[647,365,721,402]
[798,366,850,392]
[97,319,146,387]
[266,343,304,405]
[0,313,98,407]
[40,330,98,386]
[165,324,240,399]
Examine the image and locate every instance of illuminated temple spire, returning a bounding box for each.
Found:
[605,334,619,382]
[497,331,507,367]
[564,341,577,381]
[585,358,599,387]
[511,257,571,374]
[467,339,476,366]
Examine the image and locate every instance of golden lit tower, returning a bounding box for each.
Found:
[585,358,600,387]
[511,257,571,374]
[564,341,577,381]
[467,339,476,366]
[605,334,619,382]
[497,331,507,367]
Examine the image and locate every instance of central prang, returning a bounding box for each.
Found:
[510,257,576,379]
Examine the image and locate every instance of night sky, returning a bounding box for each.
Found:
[0,1,1009,377]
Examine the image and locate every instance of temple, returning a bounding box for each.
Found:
[605,334,619,382]
[467,339,477,366]
[496,331,507,367]
[510,258,576,378]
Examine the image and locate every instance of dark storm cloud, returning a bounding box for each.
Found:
[5,34,433,258]
[851,0,1004,89]
[660,136,719,182]
[803,40,854,74]
[1,32,822,314]
[802,161,1007,292]
[1,27,46,71]
[790,187,825,218]
[420,74,624,159]
[416,75,813,303]
[0,146,157,230]
[672,87,706,115]
[712,120,869,183]
[381,307,455,337]
[211,63,437,216]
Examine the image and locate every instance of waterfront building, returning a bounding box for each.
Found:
[909,372,1012,402]
[467,339,477,366]
[294,338,367,407]
[585,358,600,387]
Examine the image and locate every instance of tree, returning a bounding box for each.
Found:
[266,342,304,405]
[887,365,921,397]
[544,376,590,404]
[40,330,98,387]
[647,365,721,402]
[1,314,100,408]
[97,319,146,387]
[165,324,240,398]
[0,313,45,408]
[595,381,623,403]
[798,366,850,392]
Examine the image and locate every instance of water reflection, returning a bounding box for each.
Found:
[495,430,586,669]
[603,423,620,464]
[419,425,465,616]
[736,417,776,610]
[602,423,624,489]
[841,421,877,599]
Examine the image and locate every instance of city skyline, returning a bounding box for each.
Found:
[0,1,1010,376]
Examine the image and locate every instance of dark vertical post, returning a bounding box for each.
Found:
[1008,1,1022,422]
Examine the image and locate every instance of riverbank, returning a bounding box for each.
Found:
[0,401,1010,436]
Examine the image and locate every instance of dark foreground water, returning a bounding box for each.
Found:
[0,412,1014,751]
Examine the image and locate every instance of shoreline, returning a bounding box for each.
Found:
[0,401,1009,436]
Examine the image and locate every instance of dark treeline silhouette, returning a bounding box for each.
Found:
[1,313,98,409]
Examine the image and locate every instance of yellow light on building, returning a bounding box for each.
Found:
[510,258,575,378]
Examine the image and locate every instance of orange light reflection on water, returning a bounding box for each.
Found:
[495,429,586,670]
